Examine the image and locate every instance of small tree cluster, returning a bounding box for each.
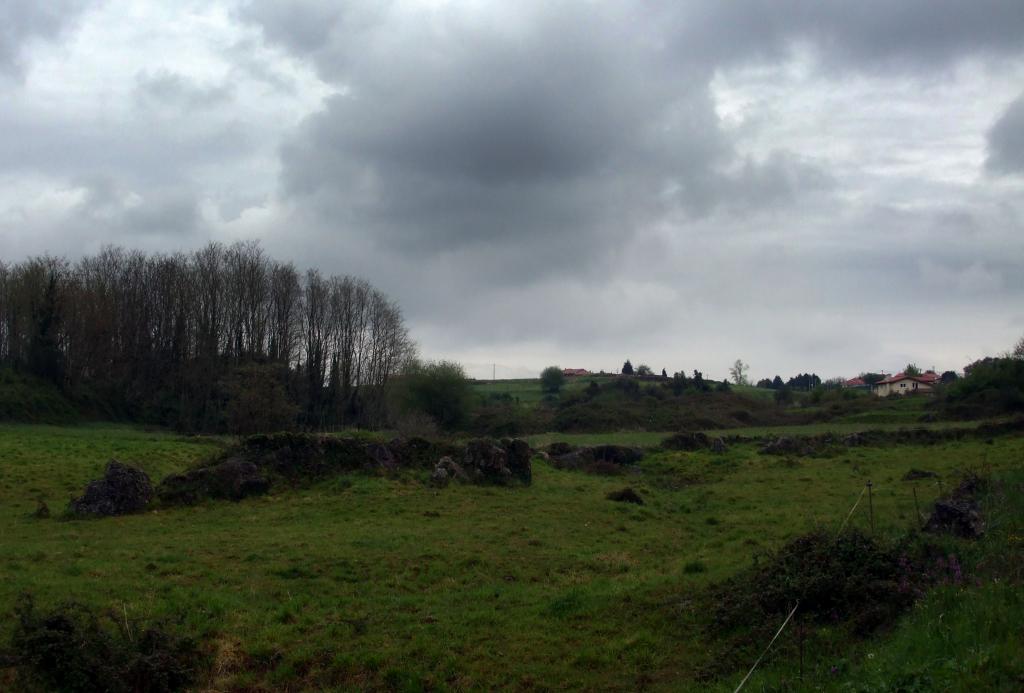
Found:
[392,360,471,431]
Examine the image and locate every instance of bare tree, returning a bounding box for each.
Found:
[730,359,750,386]
[0,242,415,431]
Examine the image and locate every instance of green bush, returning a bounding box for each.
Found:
[944,357,1024,418]
[223,363,299,435]
[392,360,472,431]
[540,366,565,394]
[0,369,79,424]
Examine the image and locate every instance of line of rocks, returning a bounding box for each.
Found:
[429,438,531,487]
[660,431,728,453]
[541,443,645,475]
[65,434,538,516]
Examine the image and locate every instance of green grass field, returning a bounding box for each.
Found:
[471,375,621,406]
[1,422,1021,690]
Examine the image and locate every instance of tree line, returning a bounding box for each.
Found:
[0,242,414,432]
[755,373,823,391]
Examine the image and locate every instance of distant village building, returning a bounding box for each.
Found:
[843,377,870,390]
[562,368,591,377]
[872,371,940,397]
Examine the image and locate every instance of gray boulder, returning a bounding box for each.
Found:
[430,456,468,487]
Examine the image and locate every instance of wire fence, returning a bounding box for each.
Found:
[731,474,954,692]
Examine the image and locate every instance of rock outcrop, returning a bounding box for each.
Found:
[924,474,986,539]
[430,456,468,487]
[461,438,532,485]
[661,432,710,451]
[158,458,270,505]
[547,444,643,474]
[760,437,815,456]
[69,460,153,517]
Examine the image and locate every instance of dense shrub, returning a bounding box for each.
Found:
[466,402,542,437]
[944,357,1024,418]
[540,366,565,394]
[0,369,80,424]
[709,530,918,638]
[4,594,203,693]
[391,361,472,431]
[222,363,299,435]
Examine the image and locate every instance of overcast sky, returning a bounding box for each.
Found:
[2,1,1023,380]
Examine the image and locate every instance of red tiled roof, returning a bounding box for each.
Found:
[875,372,937,386]
[844,377,866,387]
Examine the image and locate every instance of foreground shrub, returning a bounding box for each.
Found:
[709,530,919,638]
[4,594,204,693]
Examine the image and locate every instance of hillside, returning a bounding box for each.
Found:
[467,375,941,435]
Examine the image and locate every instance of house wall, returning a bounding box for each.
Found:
[873,379,934,397]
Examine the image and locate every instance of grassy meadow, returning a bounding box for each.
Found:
[1,419,1022,690]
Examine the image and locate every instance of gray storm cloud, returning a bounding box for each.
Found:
[0,1,95,77]
[987,94,1024,174]
[2,0,1024,378]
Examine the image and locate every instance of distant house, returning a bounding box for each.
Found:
[843,377,869,389]
[562,368,591,377]
[872,371,940,397]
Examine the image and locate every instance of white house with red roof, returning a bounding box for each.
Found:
[562,368,591,377]
[872,371,940,397]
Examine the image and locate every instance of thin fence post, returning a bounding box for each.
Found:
[912,485,922,528]
[937,478,943,496]
[735,486,871,692]
[866,480,874,534]
[798,618,804,681]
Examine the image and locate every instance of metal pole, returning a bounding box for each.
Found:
[867,480,874,534]
[798,618,804,681]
